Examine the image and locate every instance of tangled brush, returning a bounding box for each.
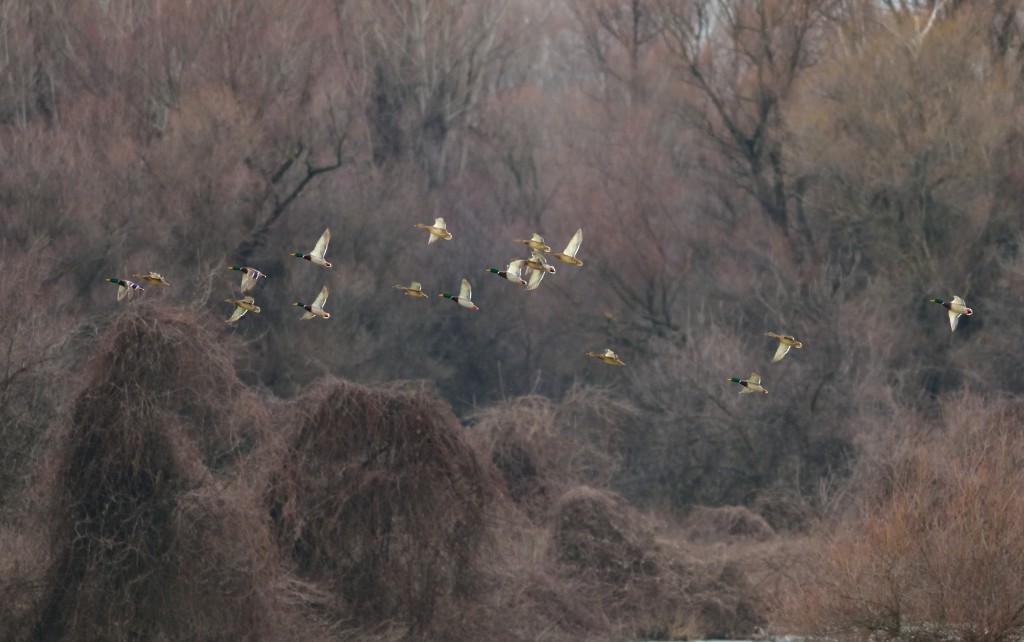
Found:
[469,386,631,516]
[267,378,492,634]
[27,307,287,641]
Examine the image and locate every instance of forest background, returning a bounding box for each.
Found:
[4,0,1024,639]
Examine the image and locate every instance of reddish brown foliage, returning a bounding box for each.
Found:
[778,395,1024,640]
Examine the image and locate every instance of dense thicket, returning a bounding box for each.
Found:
[20,310,291,640]
[266,378,491,632]
[4,0,1024,638]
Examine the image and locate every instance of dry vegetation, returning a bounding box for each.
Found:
[9,309,298,640]
[777,395,1024,641]
[4,0,1024,639]
[266,378,492,634]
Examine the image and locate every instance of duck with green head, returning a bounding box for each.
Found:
[290,228,332,268]
[225,295,260,324]
[729,372,767,394]
[107,278,144,301]
[485,259,527,285]
[439,278,479,310]
[293,284,331,319]
[929,295,972,331]
[226,266,267,293]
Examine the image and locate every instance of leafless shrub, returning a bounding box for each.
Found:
[266,377,492,634]
[0,242,76,510]
[435,506,612,642]
[682,555,766,639]
[20,307,294,641]
[684,505,776,543]
[548,485,682,639]
[468,386,632,516]
[778,394,1024,641]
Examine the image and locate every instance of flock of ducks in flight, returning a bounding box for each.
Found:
[726,297,973,395]
[104,221,975,397]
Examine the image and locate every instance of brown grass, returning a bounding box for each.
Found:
[17,307,298,641]
[266,378,493,635]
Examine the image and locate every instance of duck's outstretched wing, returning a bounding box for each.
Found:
[312,285,329,308]
[562,228,582,257]
[772,342,791,363]
[312,228,331,260]
[526,267,545,291]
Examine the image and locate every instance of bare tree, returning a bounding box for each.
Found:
[342,0,518,186]
[567,0,664,106]
[657,0,829,274]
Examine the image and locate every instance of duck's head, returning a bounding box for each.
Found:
[292,301,305,308]
[227,265,242,271]
[728,377,741,383]
[929,298,944,305]
[485,268,499,274]
[291,252,305,259]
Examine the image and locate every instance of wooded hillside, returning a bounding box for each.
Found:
[3,1,1024,639]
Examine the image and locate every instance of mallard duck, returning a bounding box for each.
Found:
[290,228,332,268]
[394,281,429,298]
[586,348,625,366]
[414,217,452,244]
[729,372,767,394]
[132,272,170,286]
[524,250,556,274]
[765,332,803,363]
[514,233,551,253]
[550,228,583,266]
[225,295,261,324]
[106,278,144,301]
[226,266,267,293]
[485,259,527,285]
[293,284,331,319]
[930,296,973,331]
[523,250,556,291]
[439,278,479,310]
